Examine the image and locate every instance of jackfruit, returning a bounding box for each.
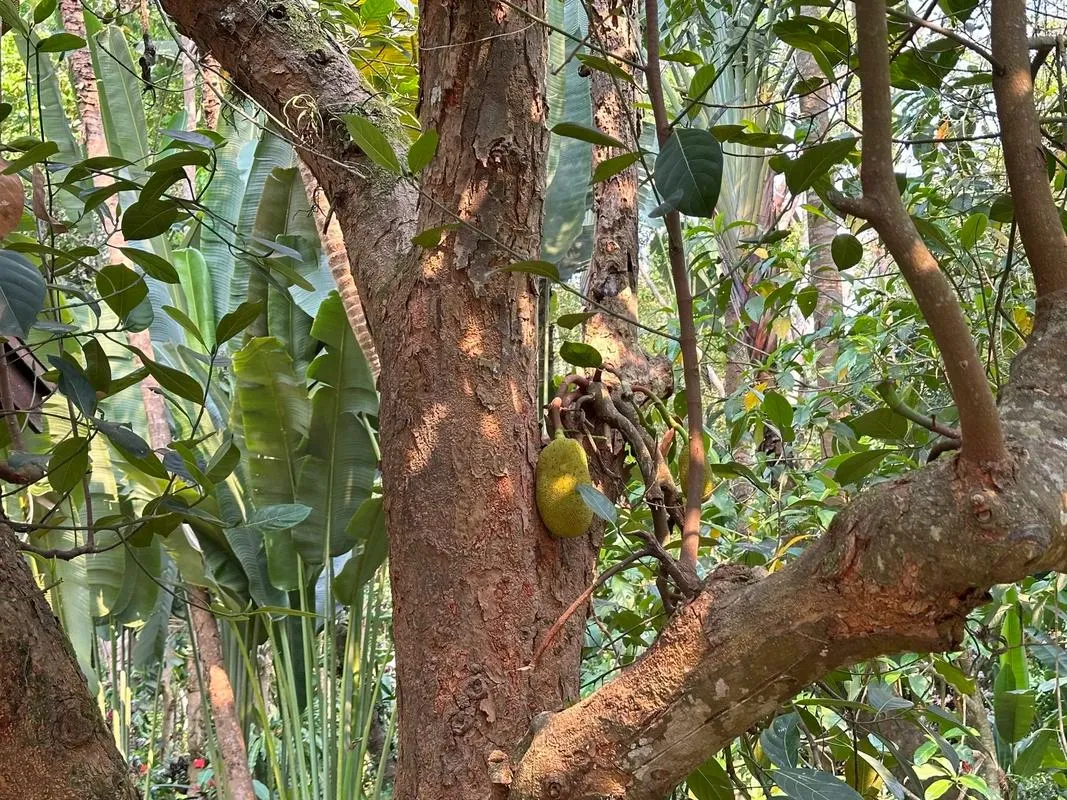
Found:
[536,431,593,538]
[678,447,714,502]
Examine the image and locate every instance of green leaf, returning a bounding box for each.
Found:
[831,233,863,269]
[90,418,153,459]
[96,264,148,320]
[48,354,97,416]
[867,681,913,713]
[688,64,717,105]
[556,312,595,329]
[119,247,180,283]
[835,449,891,485]
[685,756,733,800]
[653,128,724,218]
[215,300,264,345]
[2,140,59,172]
[407,129,438,174]
[162,305,207,349]
[848,408,908,440]
[247,504,313,531]
[551,122,626,149]
[82,339,112,392]
[0,251,46,337]
[489,260,561,281]
[36,33,87,53]
[959,212,988,250]
[411,224,459,248]
[205,435,241,484]
[333,497,388,605]
[592,151,642,183]
[559,341,602,368]
[771,768,864,800]
[782,137,857,194]
[343,115,402,174]
[797,285,819,319]
[762,391,794,439]
[48,436,89,493]
[925,778,954,799]
[761,713,800,768]
[120,197,179,240]
[575,53,634,83]
[932,657,976,695]
[125,346,204,404]
[32,0,56,23]
[576,483,616,524]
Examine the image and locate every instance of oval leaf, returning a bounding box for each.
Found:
[831,233,863,270]
[343,115,402,174]
[653,128,724,218]
[48,436,89,493]
[576,482,616,524]
[559,341,603,368]
[0,251,45,337]
[551,122,627,149]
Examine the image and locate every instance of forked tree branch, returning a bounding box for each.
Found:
[991,0,1067,303]
[831,0,1007,467]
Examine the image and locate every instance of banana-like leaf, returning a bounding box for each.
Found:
[232,336,310,590]
[200,104,257,326]
[293,292,378,563]
[231,130,295,322]
[541,0,592,272]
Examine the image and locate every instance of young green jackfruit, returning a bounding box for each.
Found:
[678,448,714,502]
[536,432,593,538]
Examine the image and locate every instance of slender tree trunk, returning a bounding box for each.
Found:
[798,44,844,458]
[0,523,138,800]
[187,587,255,800]
[297,159,381,377]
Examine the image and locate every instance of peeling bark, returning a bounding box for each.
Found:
[0,524,138,800]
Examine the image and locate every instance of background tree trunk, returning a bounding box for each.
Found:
[0,523,138,800]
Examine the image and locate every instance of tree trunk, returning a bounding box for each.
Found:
[371,5,599,796]
[798,43,844,458]
[297,159,380,378]
[187,587,255,800]
[0,523,138,800]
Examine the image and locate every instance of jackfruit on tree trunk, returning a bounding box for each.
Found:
[536,431,594,538]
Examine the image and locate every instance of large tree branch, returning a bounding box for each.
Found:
[511,302,1067,800]
[830,0,1007,467]
[991,0,1067,303]
[159,0,416,318]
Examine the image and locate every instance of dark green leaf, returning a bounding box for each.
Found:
[48,436,89,493]
[835,449,891,485]
[653,128,724,218]
[216,301,264,345]
[146,150,210,173]
[121,197,179,240]
[771,768,864,800]
[36,33,87,53]
[831,233,863,269]
[96,264,148,320]
[2,140,59,173]
[32,0,56,23]
[48,354,97,416]
[333,497,388,604]
[490,260,561,281]
[685,756,733,800]
[575,54,634,83]
[592,151,642,183]
[82,338,111,392]
[0,251,46,337]
[91,418,152,459]
[867,681,913,713]
[343,115,402,174]
[556,312,595,329]
[551,122,626,149]
[762,713,800,768]
[848,408,908,440]
[797,285,819,319]
[762,391,794,438]
[782,138,857,194]
[205,436,241,484]
[559,341,602,368]
[247,504,313,531]
[162,305,207,349]
[119,247,180,283]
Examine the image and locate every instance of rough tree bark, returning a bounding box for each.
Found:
[16,0,1066,798]
[0,523,138,800]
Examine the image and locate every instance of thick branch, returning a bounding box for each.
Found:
[159,0,416,312]
[836,0,1007,466]
[991,0,1067,301]
[511,303,1067,800]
